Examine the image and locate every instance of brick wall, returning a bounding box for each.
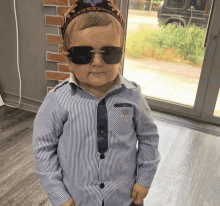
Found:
[44,0,116,92]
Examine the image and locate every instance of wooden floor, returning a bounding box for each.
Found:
[1,105,220,206]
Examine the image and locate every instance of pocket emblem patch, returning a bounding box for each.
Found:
[121,110,128,118]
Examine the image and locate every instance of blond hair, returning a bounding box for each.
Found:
[63,11,125,52]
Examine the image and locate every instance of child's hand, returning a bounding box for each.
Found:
[131,182,149,205]
[60,197,75,206]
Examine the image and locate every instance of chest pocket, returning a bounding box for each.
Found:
[109,103,135,135]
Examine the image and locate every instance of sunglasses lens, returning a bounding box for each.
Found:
[67,46,122,64]
[68,46,93,64]
[102,47,122,64]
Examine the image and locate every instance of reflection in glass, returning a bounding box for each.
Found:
[123,0,213,107]
[214,89,220,116]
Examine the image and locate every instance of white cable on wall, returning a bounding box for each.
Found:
[4,0,22,108]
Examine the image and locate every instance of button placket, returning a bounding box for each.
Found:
[97,99,108,154]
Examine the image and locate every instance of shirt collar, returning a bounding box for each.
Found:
[68,72,136,91]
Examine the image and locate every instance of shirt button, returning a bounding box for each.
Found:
[100,154,105,159]
[100,183,105,189]
[99,125,105,131]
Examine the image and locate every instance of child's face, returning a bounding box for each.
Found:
[63,24,124,93]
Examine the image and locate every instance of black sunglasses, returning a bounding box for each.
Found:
[65,46,124,65]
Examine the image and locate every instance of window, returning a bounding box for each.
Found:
[166,0,186,9]
[190,0,211,12]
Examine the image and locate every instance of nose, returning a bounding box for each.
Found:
[91,51,104,67]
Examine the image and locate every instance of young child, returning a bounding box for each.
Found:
[33,1,161,206]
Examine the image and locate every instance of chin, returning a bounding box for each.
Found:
[89,82,107,87]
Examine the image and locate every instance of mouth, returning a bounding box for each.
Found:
[92,72,104,74]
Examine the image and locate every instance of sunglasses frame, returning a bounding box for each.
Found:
[63,46,125,64]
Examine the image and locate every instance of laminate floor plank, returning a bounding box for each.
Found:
[184,133,220,206]
[0,112,35,141]
[0,146,35,197]
[12,179,49,206]
[0,106,24,120]
[144,125,220,206]
[31,180,52,206]
[0,128,33,171]
[0,172,37,206]
[153,120,182,172]
[0,107,30,131]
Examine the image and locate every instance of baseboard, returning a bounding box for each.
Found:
[1,93,40,114]
[151,109,220,137]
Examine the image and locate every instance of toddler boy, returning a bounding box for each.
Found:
[33,1,161,206]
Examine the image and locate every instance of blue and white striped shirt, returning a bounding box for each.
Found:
[33,72,161,206]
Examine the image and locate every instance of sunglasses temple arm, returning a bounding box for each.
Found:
[63,48,125,56]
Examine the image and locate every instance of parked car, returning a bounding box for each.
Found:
[157,0,213,28]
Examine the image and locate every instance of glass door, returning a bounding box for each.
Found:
[115,0,220,125]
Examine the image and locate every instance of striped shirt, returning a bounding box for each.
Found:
[33,72,161,206]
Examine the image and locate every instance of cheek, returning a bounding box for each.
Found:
[106,66,119,75]
[114,64,121,72]
[72,66,88,74]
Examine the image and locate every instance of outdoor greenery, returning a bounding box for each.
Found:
[125,19,207,67]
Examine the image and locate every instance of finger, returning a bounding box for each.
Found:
[134,199,142,205]
[134,195,143,205]
[132,192,137,200]
[132,196,136,202]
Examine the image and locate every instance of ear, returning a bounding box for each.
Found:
[118,60,123,72]
[118,50,125,71]
[61,46,73,70]
[62,52,71,65]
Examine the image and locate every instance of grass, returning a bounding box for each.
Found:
[125,21,207,68]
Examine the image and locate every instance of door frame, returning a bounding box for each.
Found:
[116,0,220,125]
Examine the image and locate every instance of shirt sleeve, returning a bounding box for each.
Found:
[33,90,70,206]
[134,83,161,188]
